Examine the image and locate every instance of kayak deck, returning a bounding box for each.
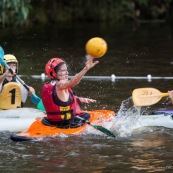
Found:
[11,110,115,141]
[0,108,46,132]
[0,108,45,118]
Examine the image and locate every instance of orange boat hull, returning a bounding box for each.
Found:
[11,110,115,141]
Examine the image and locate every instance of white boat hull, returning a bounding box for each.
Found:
[0,108,45,132]
[139,114,173,129]
[110,113,173,138]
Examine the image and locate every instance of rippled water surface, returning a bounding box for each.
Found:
[1,22,173,172]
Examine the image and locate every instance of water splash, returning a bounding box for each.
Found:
[110,97,173,137]
[110,97,148,137]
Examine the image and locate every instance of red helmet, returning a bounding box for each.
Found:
[45,58,65,79]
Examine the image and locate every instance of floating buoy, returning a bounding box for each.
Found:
[147,74,152,82]
[41,73,46,81]
[111,74,116,82]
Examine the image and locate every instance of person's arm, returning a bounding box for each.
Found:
[76,96,96,103]
[57,56,99,89]
[168,90,173,104]
[0,68,16,84]
[0,72,7,83]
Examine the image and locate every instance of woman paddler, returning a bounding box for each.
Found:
[42,56,98,128]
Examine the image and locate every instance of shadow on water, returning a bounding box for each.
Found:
[1,22,173,172]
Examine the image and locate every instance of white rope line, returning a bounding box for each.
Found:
[18,73,173,82]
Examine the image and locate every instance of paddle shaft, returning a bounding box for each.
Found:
[76,115,92,125]
[161,93,169,97]
[76,116,116,137]
[138,93,169,98]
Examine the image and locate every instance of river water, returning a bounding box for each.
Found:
[0,22,173,172]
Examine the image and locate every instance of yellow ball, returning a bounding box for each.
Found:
[85,37,107,58]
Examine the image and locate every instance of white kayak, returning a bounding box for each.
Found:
[140,114,173,129]
[110,113,173,138]
[110,113,173,136]
[0,108,45,132]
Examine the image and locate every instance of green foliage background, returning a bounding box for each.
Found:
[0,0,172,27]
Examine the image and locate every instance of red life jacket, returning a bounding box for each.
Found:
[42,82,83,122]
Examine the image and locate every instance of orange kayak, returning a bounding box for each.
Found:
[10,110,115,141]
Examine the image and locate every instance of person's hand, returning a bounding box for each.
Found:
[85,55,99,70]
[168,90,173,99]
[28,87,35,96]
[5,69,16,77]
[78,97,96,104]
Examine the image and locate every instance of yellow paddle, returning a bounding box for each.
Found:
[132,88,169,106]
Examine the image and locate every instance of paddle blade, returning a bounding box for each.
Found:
[37,100,45,111]
[93,124,116,137]
[0,47,4,58]
[132,88,169,106]
[0,47,7,66]
[31,93,41,105]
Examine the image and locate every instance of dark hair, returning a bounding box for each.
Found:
[54,62,65,73]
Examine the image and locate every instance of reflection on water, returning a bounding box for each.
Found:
[1,128,173,172]
[1,23,173,172]
[129,134,172,172]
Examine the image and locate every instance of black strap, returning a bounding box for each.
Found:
[46,109,73,115]
[2,77,16,86]
[70,110,75,125]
